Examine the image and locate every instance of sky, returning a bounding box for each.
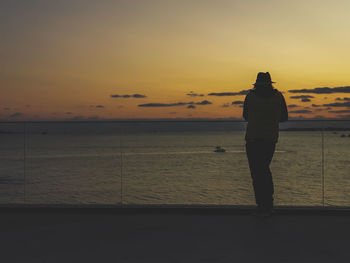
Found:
[1,0,350,120]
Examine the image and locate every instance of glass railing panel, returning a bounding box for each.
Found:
[0,122,25,204]
[324,120,350,206]
[25,122,122,205]
[272,124,323,206]
[122,121,255,205]
[3,119,347,208]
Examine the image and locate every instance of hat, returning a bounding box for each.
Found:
[253,72,275,85]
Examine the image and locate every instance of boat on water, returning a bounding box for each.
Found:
[214,146,226,153]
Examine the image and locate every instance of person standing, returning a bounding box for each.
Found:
[243,72,288,216]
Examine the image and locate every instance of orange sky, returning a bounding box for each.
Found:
[1,0,350,120]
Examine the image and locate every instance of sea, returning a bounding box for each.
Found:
[1,120,350,207]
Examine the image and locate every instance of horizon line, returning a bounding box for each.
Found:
[1,117,350,123]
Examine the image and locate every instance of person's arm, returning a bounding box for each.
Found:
[280,93,288,122]
[243,93,249,121]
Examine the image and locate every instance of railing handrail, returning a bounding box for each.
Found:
[0,119,350,124]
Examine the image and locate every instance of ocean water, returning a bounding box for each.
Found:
[0,121,350,207]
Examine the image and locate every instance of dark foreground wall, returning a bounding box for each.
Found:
[1,208,350,262]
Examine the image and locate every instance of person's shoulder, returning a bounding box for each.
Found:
[248,88,255,93]
[273,89,284,97]
[246,89,255,96]
[244,89,255,101]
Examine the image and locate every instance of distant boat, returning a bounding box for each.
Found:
[214,146,226,153]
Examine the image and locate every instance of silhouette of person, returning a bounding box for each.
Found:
[243,72,288,216]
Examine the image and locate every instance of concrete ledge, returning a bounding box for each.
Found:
[1,204,350,215]
[2,205,350,262]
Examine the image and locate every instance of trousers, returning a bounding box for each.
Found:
[245,140,276,209]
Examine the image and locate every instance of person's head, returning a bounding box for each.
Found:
[253,72,275,90]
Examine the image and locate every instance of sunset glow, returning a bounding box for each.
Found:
[2,0,350,120]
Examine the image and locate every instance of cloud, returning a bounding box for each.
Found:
[289,86,350,94]
[138,100,212,107]
[314,109,324,112]
[290,95,314,99]
[138,102,186,107]
[289,115,306,120]
[314,115,326,119]
[9,112,23,118]
[187,105,196,109]
[187,91,204,97]
[221,103,230,108]
[110,94,147,98]
[289,110,313,114]
[288,104,299,108]
[65,115,85,120]
[133,94,147,98]
[87,115,100,120]
[323,102,350,107]
[25,105,31,108]
[336,114,350,118]
[89,105,104,108]
[301,98,311,102]
[232,100,244,105]
[3,107,11,111]
[336,97,350,101]
[168,112,177,115]
[66,112,72,115]
[208,90,250,96]
[312,104,321,107]
[195,100,212,105]
[328,110,350,113]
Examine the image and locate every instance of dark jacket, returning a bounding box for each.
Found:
[243,88,288,142]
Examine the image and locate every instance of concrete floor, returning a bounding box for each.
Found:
[1,209,350,263]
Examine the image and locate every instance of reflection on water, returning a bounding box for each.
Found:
[0,122,349,207]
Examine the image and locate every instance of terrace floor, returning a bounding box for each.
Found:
[1,207,350,263]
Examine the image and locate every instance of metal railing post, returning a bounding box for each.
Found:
[321,122,325,208]
[23,121,26,204]
[120,135,123,206]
